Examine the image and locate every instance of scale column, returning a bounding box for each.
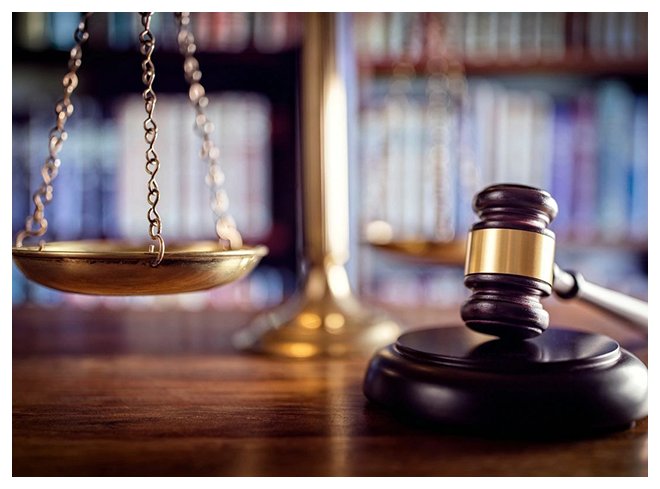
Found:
[233,12,400,357]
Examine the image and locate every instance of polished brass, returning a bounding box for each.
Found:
[13,13,267,295]
[370,240,466,266]
[235,13,400,357]
[15,13,92,248]
[12,241,267,296]
[465,228,556,285]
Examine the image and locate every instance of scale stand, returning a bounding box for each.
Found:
[233,13,401,357]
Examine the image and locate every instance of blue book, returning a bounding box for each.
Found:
[108,12,136,51]
[630,96,648,241]
[571,93,598,242]
[12,262,27,305]
[550,100,575,238]
[50,12,80,50]
[595,82,635,242]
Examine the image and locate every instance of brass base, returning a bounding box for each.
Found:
[233,264,401,358]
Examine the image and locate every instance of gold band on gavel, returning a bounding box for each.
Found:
[464,228,556,285]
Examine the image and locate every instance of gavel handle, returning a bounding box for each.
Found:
[553,265,648,334]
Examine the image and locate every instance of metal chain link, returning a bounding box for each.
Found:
[139,12,165,266]
[174,12,244,250]
[15,13,93,248]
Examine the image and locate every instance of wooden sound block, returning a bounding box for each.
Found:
[363,327,648,437]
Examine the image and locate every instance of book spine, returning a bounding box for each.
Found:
[630,95,648,240]
[596,81,635,242]
[550,100,576,238]
[572,93,598,242]
[50,12,80,50]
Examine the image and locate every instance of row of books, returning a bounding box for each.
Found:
[354,12,649,64]
[359,79,648,244]
[14,12,303,53]
[13,93,272,241]
[12,92,275,306]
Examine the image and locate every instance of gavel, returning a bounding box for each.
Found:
[461,184,648,340]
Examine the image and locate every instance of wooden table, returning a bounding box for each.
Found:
[13,300,648,476]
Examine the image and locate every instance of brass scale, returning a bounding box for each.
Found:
[13,13,465,355]
[13,13,268,295]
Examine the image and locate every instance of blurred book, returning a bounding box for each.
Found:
[14,12,303,53]
[354,12,648,63]
[360,77,647,243]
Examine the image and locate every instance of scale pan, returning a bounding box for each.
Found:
[12,240,268,296]
[370,240,466,266]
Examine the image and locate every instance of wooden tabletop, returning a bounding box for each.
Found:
[13,300,648,476]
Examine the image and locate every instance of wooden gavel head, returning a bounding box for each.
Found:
[461,184,559,340]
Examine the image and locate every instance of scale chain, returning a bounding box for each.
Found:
[174,12,244,250]
[139,12,166,266]
[15,13,93,248]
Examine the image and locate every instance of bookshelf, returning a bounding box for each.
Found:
[360,54,648,77]
[354,12,648,304]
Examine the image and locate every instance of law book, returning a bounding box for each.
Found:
[16,12,50,50]
[108,12,137,51]
[587,12,605,59]
[50,12,80,50]
[359,105,386,226]
[400,100,424,239]
[455,96,478,237]
[253,12,288,52]
[520,12,542,60]
[635,12,648,55]
[596,81,635,242]
[630,95,648,240]
[572,92,598,242]
[12,122,29,236]
[620,12,637,59]
[603,12,620,58]
[285,13,303,49]
[497,12,521,60]
[470,80,497,186]
[565,12,588,56]
[366,12,389,61]
[388,13,407,60]
[492,86,509,183]
[100,119,119,239]
[384,98,406,234]
[78,98,104,239]
[529,92,554,190]
[550,100,576,238]
[245,94,273,240]
[226,12,251,52]
[504,91,534,185]
[178,99,205,240]
[162,96,184,238]
[404,12,425,62]
[471,12,497,62]
[463,12,479,60]
[117,96,148,240]
[194,12,214,51]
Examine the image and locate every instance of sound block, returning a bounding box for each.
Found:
[363,327,647,436]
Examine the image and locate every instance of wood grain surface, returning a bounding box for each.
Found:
[13,299,648,476]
